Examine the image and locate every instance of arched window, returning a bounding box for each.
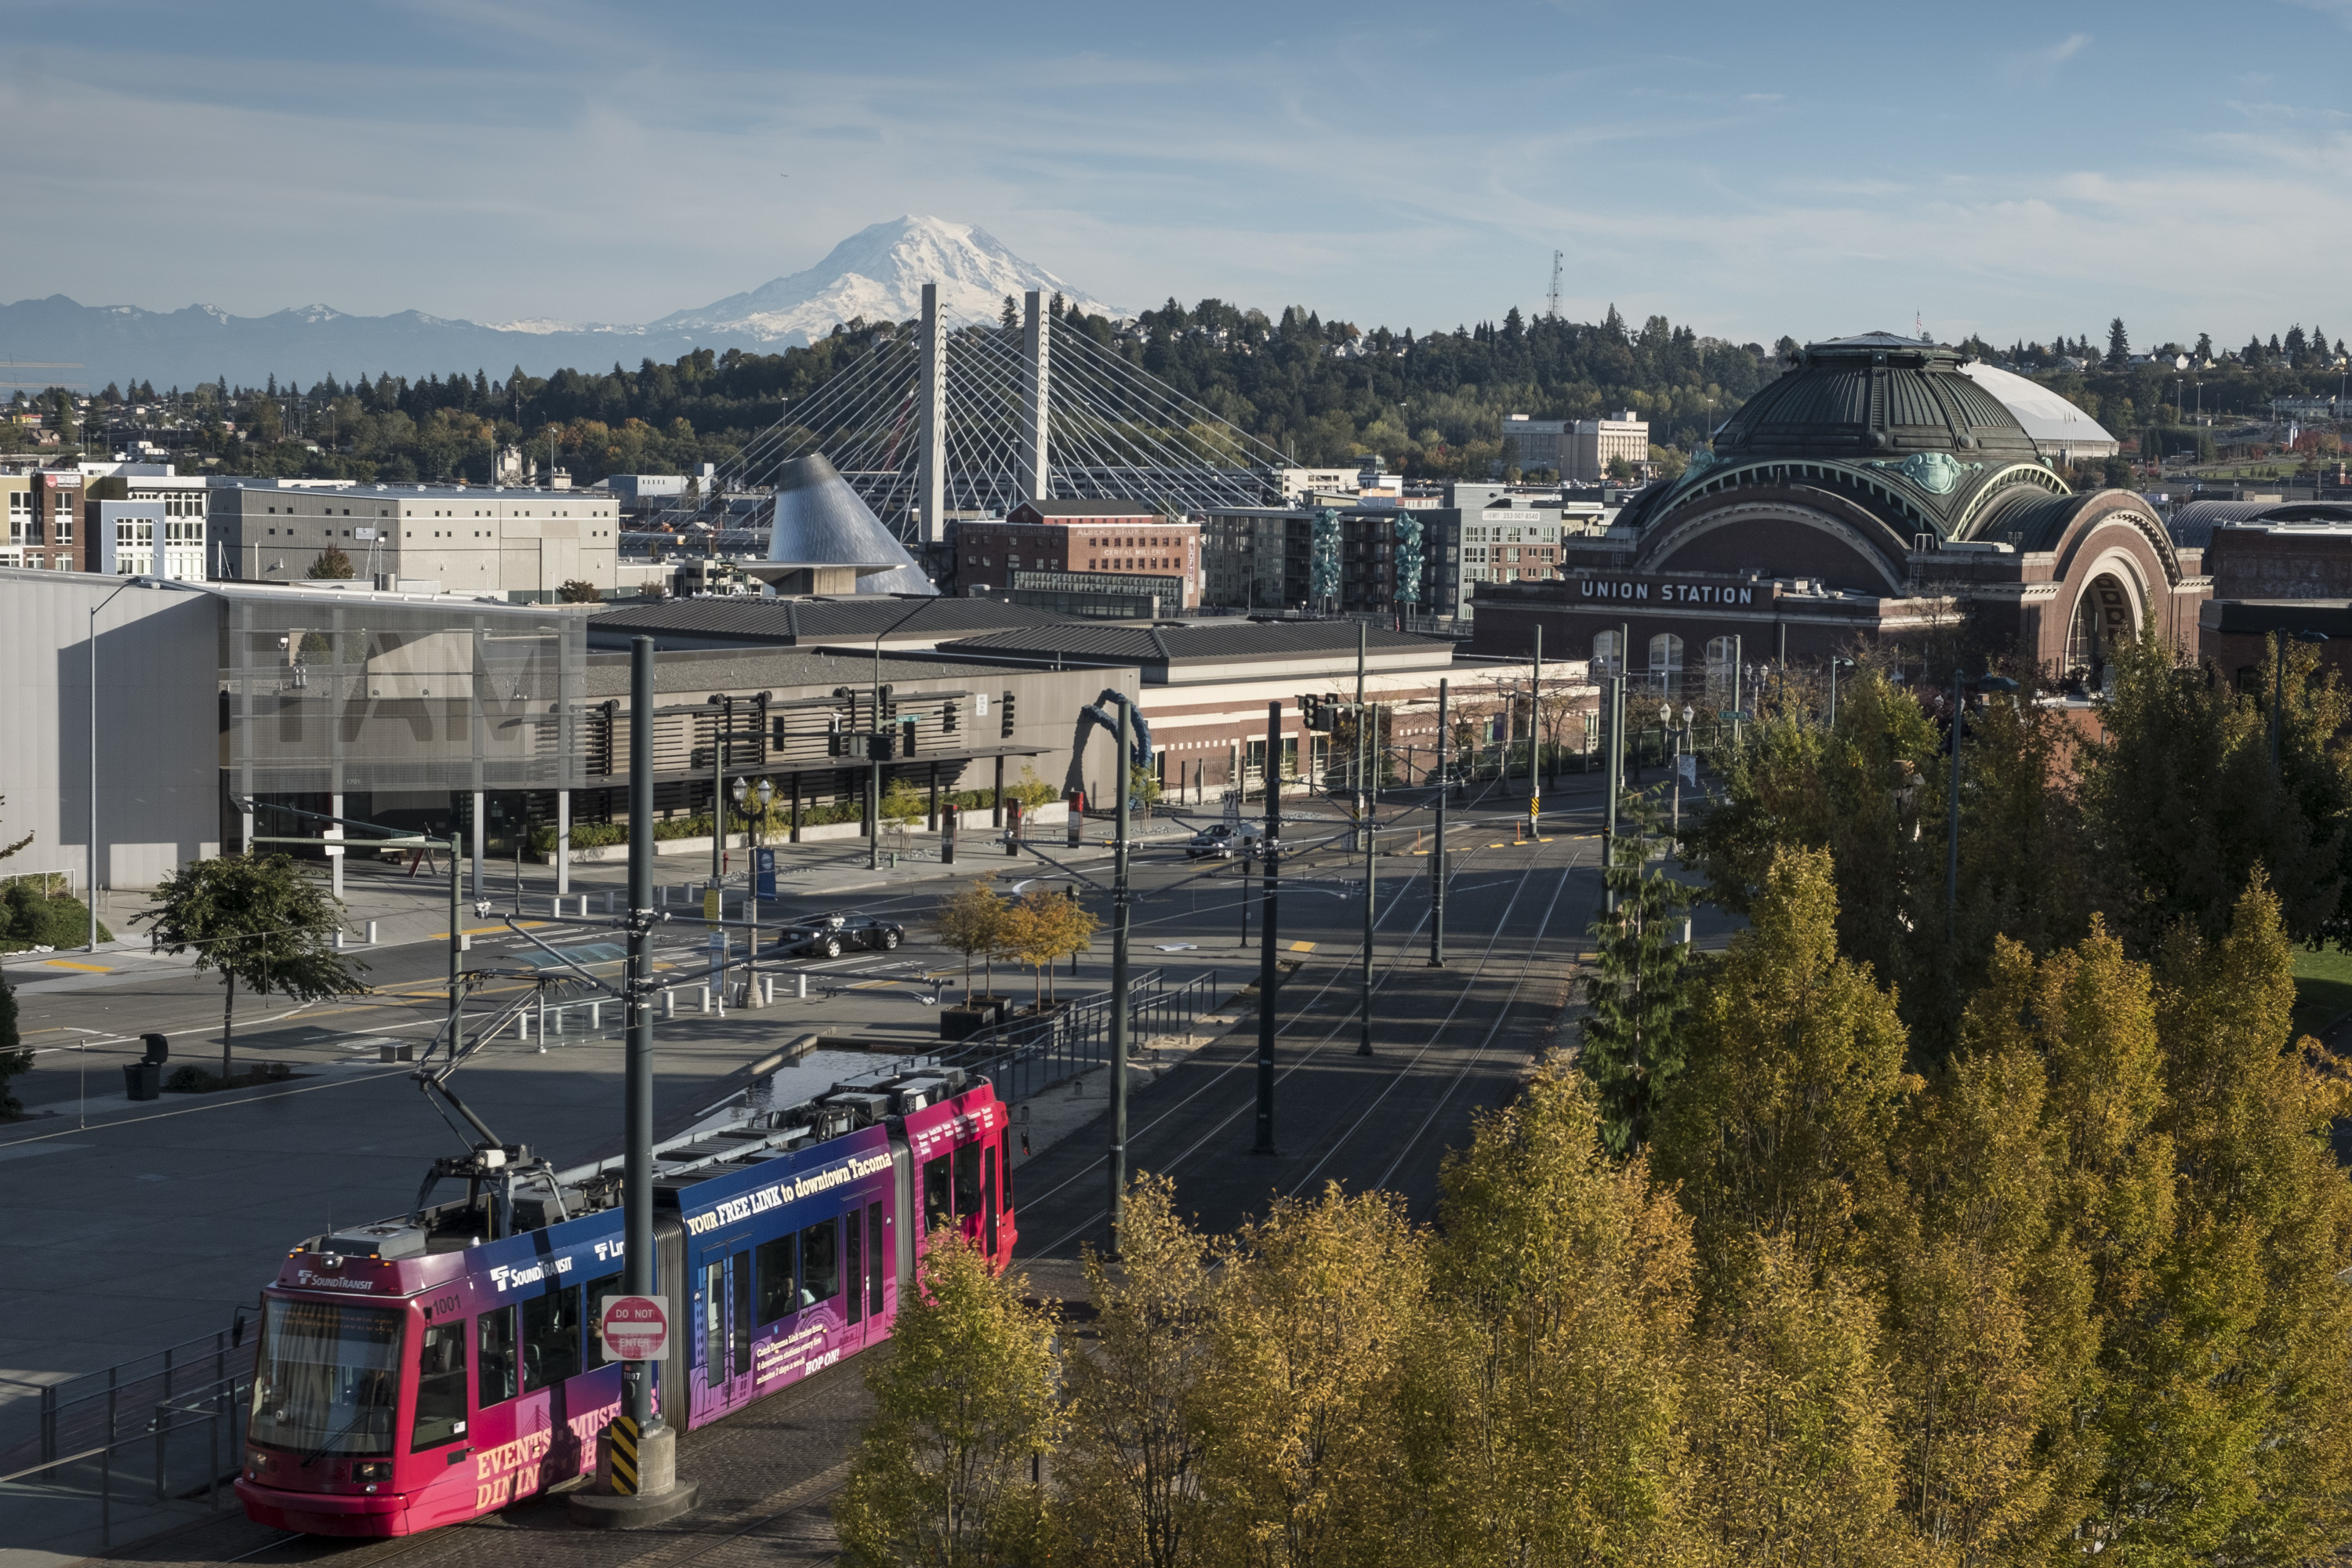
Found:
[1649,633,1684,673]
[1592,631,1622,678]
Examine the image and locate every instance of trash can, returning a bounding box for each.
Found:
[122,1062,161,1102]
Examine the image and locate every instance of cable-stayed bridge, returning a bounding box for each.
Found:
[655,286,1295,543]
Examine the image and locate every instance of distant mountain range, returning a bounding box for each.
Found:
[0,216,1120,394]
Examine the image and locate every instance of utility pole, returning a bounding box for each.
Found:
[1252,701,1281,1155]
[1430,677,1447,967]
[1530,625,1543,828]
[573,634,697,1522]
[1353,620,1367,849]
[1107,702,1133,1249]
[1359,697,1376,1057]
[1603,672,1625,913]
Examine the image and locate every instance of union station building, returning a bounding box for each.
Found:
[1469,333,2206,694]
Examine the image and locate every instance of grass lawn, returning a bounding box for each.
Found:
[2291,946,2352,1038]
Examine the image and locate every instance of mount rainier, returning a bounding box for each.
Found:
[0,216,1120,392]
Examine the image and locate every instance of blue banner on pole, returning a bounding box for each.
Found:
[754,846,777,899]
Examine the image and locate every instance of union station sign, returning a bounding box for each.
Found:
[1575,575,1762,605]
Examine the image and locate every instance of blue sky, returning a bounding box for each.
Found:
[3,0,2348,350]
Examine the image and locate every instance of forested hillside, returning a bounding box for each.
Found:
[12,297,2349,489]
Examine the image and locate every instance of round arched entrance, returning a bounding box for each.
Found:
[2063,557,2144,691]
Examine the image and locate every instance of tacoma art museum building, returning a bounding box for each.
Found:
[1472,334,2201,691]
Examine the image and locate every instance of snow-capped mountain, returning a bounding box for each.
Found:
[652,216,1117,344]
[0,216,1120,391]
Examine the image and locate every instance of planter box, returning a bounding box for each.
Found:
[940,998,1008,1041]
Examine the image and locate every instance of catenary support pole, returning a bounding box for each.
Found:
[1359,699,1376,1056]
[1107,701,1131,1250]
[1604,673,1625,913]
[1431,677,1447,967]
[1252,700,1281,1154]
[626,637,656,1437]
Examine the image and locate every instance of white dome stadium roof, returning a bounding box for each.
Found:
[1956,361,2118,451]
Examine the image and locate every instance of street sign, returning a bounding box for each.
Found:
[702,886,721,924]
[1223,789,1241,828]
[601,1294,670,1362]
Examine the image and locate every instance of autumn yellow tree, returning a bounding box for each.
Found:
[1414,1052,1697,1566]
[1055,1175,1214,1568]
[1000,888,1098,1009]
[1871,938,2089,1562]
[1682,1236,1917,1567]
[1191,1185,1422,1568]
[1651,844,1918,1303]
[2089,877,2352,1563]
[837,1233,1061,1568]
[932,876,1009,997]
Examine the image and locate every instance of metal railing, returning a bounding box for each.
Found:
[0,1324,248,1479]
[0,1370,249,1556]
[935,968,1224,1103]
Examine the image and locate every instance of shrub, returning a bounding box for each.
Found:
[0,884,111,952]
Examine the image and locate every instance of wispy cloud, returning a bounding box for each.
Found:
[2008,31,2091,73]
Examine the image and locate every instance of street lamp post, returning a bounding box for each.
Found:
[89,576,158,951]
[1828,655,1853,730]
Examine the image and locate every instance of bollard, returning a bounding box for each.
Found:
[366,920,378,945]
[335,929,346,949]
[604,888,615,914]
[663,988,675,1019]
[590,1001,601,1030]
[796,971,808,1000]
[553,1007,564,1036]
[578,894,590,918]
[763,974,775,1004]
[700,985,711,1014]
[552,895,563,918]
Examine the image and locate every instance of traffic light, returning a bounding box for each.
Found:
[868,731,896,763]
[900,716,918,757]
[1301,693,1320,731]
[1000,690,1016,739]
[942,700,959,736]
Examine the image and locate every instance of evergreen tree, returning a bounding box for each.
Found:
[2106,318,2130,367]
[1580,802,1700,1153]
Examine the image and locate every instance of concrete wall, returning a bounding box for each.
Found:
[0,569,221,893]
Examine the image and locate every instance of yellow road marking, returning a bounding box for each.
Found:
[42,960,111,972]
[1288,940,1316,953]
[426,921,550,941]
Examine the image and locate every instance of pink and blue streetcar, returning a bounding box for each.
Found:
[234,1067,1014,1537]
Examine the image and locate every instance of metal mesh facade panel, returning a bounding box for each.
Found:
[223,597,586,796]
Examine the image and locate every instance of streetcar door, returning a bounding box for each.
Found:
[983,1145,999,1261]
[728,1250,752,1403]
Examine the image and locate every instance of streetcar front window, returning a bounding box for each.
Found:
[249,1298,405,1458]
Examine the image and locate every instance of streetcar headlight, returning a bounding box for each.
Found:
[353,1461,391,1481]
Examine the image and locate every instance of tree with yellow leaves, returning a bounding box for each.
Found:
[1191,1185,1423,1568]
[931,875,1009,998]
[1682,1236,1917,1567]
[1055,1175,1215,1568]
[837,1232,1061,1568]
[1414,1052,1697,1566]
[1651,844,1918,1303]
[1000,888,1098,1010]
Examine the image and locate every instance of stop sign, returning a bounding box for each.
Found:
[601,1294,670,1361]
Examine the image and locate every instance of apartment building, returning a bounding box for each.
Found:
[1500,412,1650,481]
[955,499,1200,610]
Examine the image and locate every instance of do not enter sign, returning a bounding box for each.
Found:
[601,1294,670,1361]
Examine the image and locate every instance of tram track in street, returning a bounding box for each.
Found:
[1022,829,1588,1253]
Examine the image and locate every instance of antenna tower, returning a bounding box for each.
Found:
[1547,251,1564,320]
